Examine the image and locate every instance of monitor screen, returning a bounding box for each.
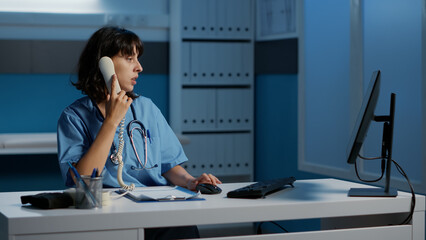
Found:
[346,70,381,164]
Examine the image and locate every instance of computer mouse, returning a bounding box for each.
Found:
[196,183,222,194]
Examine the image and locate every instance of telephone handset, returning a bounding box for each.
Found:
[99,56,121,94]
[99,56,135,191]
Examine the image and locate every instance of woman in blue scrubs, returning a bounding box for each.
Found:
[57,26,221,239]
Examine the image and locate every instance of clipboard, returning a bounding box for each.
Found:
[117,186,204,202]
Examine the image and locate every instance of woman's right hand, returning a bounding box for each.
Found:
[75,75,131,176]
[105,75,132,127]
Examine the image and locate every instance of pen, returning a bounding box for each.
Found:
[91,168,98,178]
[147,129,152,143]
[67,161,98,207]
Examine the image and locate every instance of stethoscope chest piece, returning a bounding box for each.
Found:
[110,153,120,165]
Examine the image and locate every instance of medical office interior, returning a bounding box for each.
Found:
[0,0,425,236]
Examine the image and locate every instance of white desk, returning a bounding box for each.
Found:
[0,178,424,240]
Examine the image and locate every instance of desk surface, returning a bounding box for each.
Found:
[1,178,425,237]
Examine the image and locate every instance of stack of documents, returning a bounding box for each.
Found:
[118,186,203,202]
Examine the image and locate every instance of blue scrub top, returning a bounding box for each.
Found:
[57,96,188,188]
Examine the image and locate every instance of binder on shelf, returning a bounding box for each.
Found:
[229,43,239,84]
[234,44,244,85]
[198,43,210,85]
[234,133,253,175]
[182,0,213,39]
[227,0,239,37]
[240,0,253,38]
[207,0,216,38]
[204,43,215,84]
[233,0,244,38]
[238,89,254,129]
[181,89,216,131]
[216,89,230,130]
[181,90,199,131]
[207,43,217,84]
[182,134,200,175]
[183,134,217,176]
[170,0,255,180]
[190,42,201,84]
[217,133,234,176]
[199,89,216,130]
[187,41,252,86]
[221,43,233,85]
[181,0,196,38]
[216,89,252,131]
[215,0,227,38]
[242,43,253,84]
[197,0,209,38]
[193,0,204,38]
[181,42,191,84]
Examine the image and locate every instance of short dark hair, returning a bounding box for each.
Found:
[73,26,144,103]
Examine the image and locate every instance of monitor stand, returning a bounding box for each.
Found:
[348,153,398,197]
[348,185,397,197]
[349,93,397,198]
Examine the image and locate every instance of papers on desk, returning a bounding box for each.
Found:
[118,186,204,202]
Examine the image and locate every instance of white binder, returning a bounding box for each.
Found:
[216,133,234,175]
[215,0,227,38]
[183,134,217,176]
[181,89,216,131]
[197,0,209,38]
[216,89,230,130]
[234,133,253,175]
[242,42,253,84]
[240,0,253,39]
[222,43,233,84]
[209,42,218,84]
[181,42,191,84]
[206,0,217,38]
[190,42,201,84]
[181,0,195,38]
[216,89,252,131]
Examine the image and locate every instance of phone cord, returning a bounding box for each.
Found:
[116,118,135,191]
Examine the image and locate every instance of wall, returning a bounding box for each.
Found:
[255,74,323,181]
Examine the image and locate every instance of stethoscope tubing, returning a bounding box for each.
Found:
[127,105,157,170]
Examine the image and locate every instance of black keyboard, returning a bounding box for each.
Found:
[227,177,296,199]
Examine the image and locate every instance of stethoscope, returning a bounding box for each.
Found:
[110,104,158,170]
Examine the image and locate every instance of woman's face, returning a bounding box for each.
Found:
[111,46,143,93]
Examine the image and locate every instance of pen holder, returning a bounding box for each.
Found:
[75,176,103,209]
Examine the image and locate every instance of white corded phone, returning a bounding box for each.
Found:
[99,56,135,191]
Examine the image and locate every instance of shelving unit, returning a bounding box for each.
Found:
[169,0,255,180]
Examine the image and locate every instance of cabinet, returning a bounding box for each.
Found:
[169,0,255,179]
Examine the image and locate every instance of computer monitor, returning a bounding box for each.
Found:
[346,70,397,197]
